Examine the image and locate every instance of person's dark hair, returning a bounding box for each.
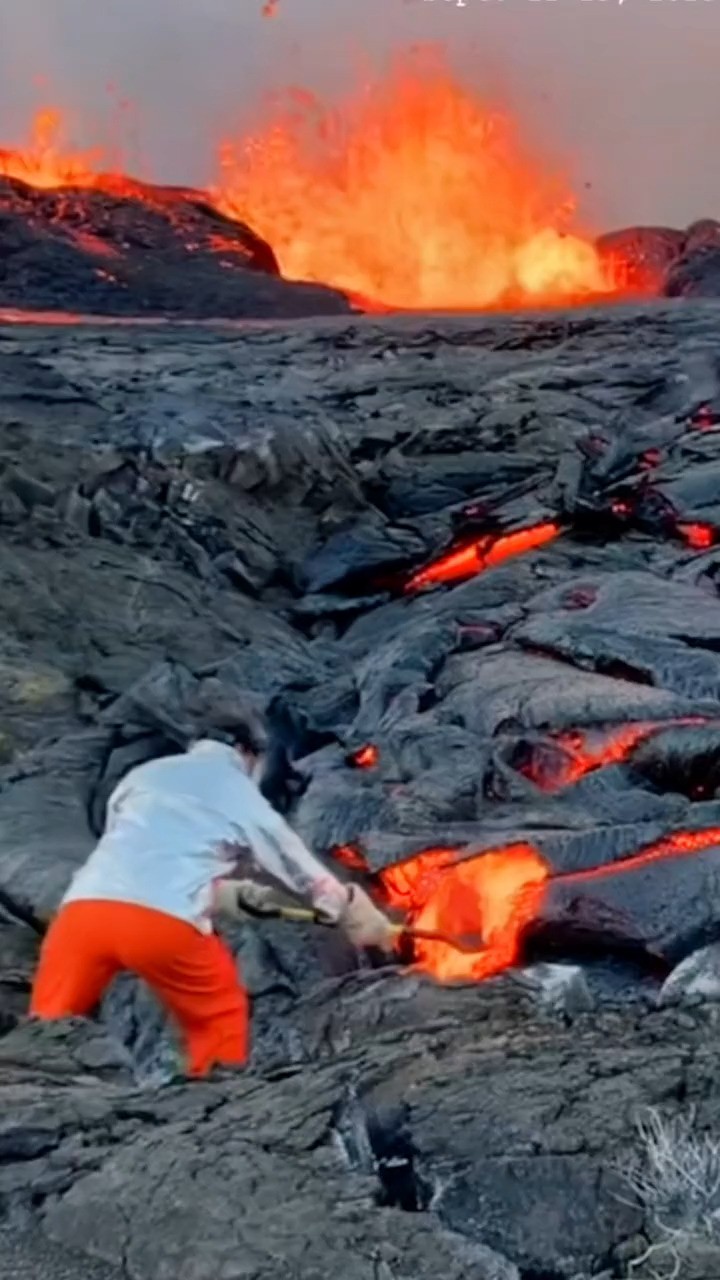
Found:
[190,682,268,756]
[207,715,266,755]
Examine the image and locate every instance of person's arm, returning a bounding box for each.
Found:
[213,781,396,949]
[236,790,350,921]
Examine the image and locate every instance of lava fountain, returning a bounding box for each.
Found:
[214,48,626,310]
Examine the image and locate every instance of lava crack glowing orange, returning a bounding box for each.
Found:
[215,50,622,310]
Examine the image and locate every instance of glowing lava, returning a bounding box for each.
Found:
[349,744,379,769]
[690,404,717,431]
[332,821,720,983]
[378,843,550,981]
[524,717,708,791]
[214,49,625,311]
[560,827,720,885]
[406,521,561,592]
[678,522,716,551]
[0,108,103,189]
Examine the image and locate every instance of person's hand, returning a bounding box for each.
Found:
[339,885,398,952]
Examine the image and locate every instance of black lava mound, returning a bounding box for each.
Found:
[0,174,352,319]
[598,217,720,297]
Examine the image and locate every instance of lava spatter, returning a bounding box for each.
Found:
[0,54,634,313]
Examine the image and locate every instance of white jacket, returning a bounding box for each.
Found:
[63,739,349,933]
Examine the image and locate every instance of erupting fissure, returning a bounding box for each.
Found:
[215,51,626,310]
[0,50,633,312]
[333,823,720,982]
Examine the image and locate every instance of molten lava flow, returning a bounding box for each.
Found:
[214,49,625,311]
[406,521,561,592]
[525,717,707,791]
[678,522,716,551]
[349,744,379,769]
[376,843,550,981]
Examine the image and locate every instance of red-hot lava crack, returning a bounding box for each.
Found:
[347,744,380,769]
[690,403,718,431]
[401,488,720,597]
[519,716,710,791]
[405,520,561,592]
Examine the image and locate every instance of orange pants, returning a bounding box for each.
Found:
[30,900,248,1076]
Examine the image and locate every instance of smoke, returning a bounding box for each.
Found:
[0,0,718,227]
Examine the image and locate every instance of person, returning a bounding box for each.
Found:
[30,707,396,1076]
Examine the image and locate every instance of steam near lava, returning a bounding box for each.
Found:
[0,49,628,312]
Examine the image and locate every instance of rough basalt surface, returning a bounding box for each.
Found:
[3,302,720,1277]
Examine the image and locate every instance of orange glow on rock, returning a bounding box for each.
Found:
[678,522,715,551]
[526,717,708,791]
[332,844,372,875]
[349,744,380,769]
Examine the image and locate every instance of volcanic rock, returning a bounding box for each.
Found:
[597,225,685,291]
[5,302,720,1275]
[596,220,720,300]
[665,244,720,300]
[0,175,352,319]
[659,941,720,1006]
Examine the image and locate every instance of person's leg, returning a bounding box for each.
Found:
[30,901,121,1017]
[113,906,249,1076]
[161,932,249,1076]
